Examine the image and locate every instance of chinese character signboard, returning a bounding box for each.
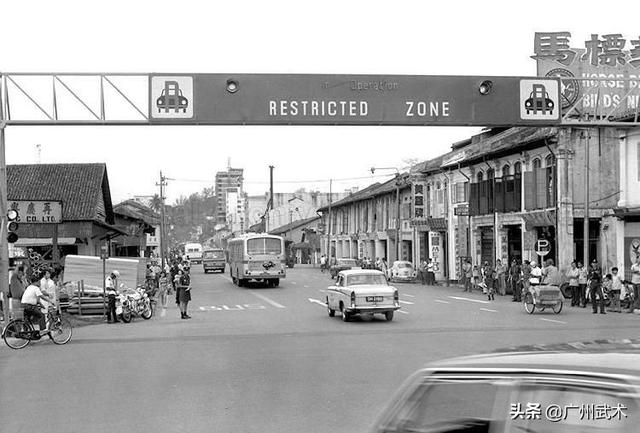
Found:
[8,200,62,223]
[533,32,640,116]
[148,74,562,126]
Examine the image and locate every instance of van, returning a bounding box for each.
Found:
[202,248,225,274]
[184,243,203,264]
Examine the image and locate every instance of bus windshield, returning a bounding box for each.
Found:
[247,238,282,255]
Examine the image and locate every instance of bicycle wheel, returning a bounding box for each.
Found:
[3,319,33,349]
[48,316,73,345]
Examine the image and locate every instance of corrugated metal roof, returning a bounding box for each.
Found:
[269,216,319,235]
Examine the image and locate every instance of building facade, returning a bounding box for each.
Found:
[318,175,412,263]
[411,126,629,282]
[215,167,245,228]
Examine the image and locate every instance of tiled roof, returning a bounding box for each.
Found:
[269,216,320,235]
[7,163,114,223]
[317,174,411,212]
[413,127,558,175]
[114,200,160,225]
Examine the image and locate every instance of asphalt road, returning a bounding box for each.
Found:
[2,266,639,433]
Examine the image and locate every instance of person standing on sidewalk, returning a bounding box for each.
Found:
[418,260,427,285]
[176,269,192,319]
[631,256,640,312]
[105,270,120,323]
[495,259,506,296]
[566,261,580,307]
[508,259,521,302]
[158,271,169,316]
[588,260,605,314]
[577,261,588,308]
[609,268,623,313]
[426,259,436,285]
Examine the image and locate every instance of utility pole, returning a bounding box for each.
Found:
[157,172,168,269]
[583,131,590,265]
[326,179,333,259]
[396,174,401,262]
[268,165,274,233]
[0,72,9,312]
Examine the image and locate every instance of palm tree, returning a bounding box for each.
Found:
[150,194,162,212]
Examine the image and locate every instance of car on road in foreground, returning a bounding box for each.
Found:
[329,258,361,279]
[326,269,399,322]
[370,339,640,433]
[390,260,416,282]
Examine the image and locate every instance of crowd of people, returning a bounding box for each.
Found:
[459,255,640,313]
[144,254,193,320]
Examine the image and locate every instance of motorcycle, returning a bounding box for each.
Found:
[118,287,153,323]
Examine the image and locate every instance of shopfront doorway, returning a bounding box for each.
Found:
[506,225,522,264]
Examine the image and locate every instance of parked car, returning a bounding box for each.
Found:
[326,269,399,322]
[370,339,640,433]
[390,260,416,282]
[329,258,361,279]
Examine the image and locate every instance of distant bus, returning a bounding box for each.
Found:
[227,234,285,287]
[202,248,226,274]
[184,242,203,264]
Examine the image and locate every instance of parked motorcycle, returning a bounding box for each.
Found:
[118,287,152,323]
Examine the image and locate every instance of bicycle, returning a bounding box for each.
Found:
[2,305,73,349]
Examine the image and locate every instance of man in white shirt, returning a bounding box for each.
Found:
[21,273,55,331]
[106,270,120,323]
[40,269,57,311]
[631,256,640,311]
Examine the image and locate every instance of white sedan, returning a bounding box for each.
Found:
[326,269,400,322]
[390,260,416,282]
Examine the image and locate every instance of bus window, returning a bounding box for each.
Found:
[247,238,282,255]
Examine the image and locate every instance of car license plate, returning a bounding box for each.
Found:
[366,296,383,303]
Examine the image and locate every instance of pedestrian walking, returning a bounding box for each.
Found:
[588,260,605,314]
[609,268,623,313]
[631,256,640,312]
[464,260,473,292]
[158,271,169,316]
[495,259,506,296]
[380,258,389,281]
[566,261,580,306]
[472,264,480,291]
[426,259,436,285]
[508,259,521,302]
[577,261,588,308]
[320,254,327,273]
[106,270,120,323]
[176,269,192,319]
[482,261,495,300]
[418,260,427,285]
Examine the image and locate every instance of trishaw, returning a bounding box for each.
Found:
[523,284,563,314]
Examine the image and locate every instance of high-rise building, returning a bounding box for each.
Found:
[215,167,245,230]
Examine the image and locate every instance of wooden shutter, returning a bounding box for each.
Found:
[514,174,522,212]
[469,183,480,216]
[495,179,505,213]
[524,172,536,210]
[504,176,514,212]
[479,181,488,215]
[536,168,547,209]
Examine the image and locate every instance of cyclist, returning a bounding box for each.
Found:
[21,273,56,332]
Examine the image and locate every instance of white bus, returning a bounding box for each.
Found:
[227,234,286,287]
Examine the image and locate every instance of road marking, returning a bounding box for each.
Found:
[304,285,309,288]
[308,298,327,307]
[397,310,409,315]
[198,304,267,311]
[448,296,490,304]
[248,290,286,308]
[290,281,297,285]
[402,293,415,298]
[399,300,414,305]
[539,318,567,324]
[435,300,450,304]
[480,308,498,313]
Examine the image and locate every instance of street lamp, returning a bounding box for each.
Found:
[370,167,401,263]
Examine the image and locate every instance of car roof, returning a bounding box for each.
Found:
[423,339,640,378]
[393,261,412,265]
[339,269,384,276]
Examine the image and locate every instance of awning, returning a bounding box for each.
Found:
[522,210,555,231]
[410,217,448,232]
[14,237,79,247]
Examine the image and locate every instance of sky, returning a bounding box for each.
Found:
[2,0,637,204]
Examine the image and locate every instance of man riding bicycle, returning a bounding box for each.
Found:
[21,273,56,332]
